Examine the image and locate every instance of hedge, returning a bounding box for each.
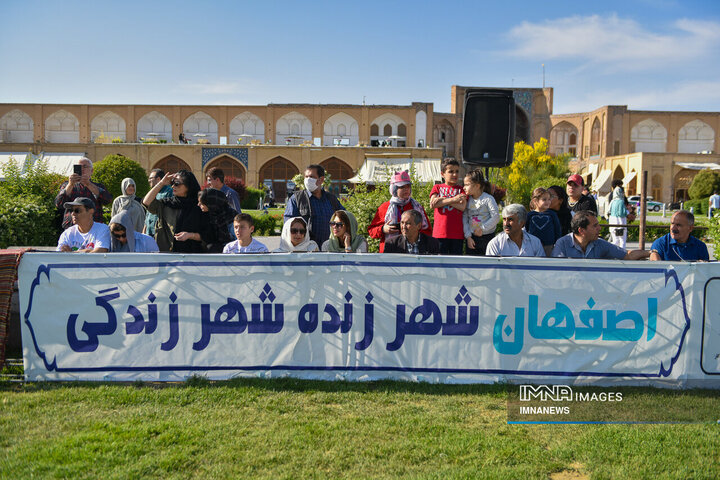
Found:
[242,187,265,209]
[0,193,58,248]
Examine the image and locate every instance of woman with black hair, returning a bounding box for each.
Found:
[143,169,207,253]
[548,185,572,236]
[198,188,237,253]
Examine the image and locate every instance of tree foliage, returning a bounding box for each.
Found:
[0,156,66,247]
[93,154,150,199]
[688,169,720,200]
[497,138,570,207]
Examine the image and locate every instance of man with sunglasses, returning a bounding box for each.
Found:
[56,197,111,253]
[55,157,113,230]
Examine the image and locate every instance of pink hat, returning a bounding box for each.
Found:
[567,174,584,186]
[391,170,411,186]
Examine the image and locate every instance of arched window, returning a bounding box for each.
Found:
[678,120,715,153]
[153,155,192,174]
[550,122,578,156]
[204,156,246,183]
[383,124,392,136]
[137,111,172,142]
[319,157,353,196]
[258,157,300,202]
[183,111,219,144]
[45,110,79,143]
[370,124,379,136]
[0,109,34,143]
[397,123,406,136]
[276,112,312,145]
[591,118,601,156]
[631,119,667,153]
[91,111,126,142]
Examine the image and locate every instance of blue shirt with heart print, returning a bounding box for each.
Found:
[525,210,562,247]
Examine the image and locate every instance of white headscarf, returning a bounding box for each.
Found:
[275,217,319,252]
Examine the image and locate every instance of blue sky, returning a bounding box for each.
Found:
[2,0,719,114]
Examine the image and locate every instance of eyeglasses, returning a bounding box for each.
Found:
[112,232,127,239]
[148,176,157,181]
[71,208,84,214]
[329,221,344,227]
[290,228,306,235]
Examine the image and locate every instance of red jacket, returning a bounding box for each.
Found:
[368,201,432,252]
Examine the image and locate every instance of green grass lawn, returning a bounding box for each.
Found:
[1,376,719,479]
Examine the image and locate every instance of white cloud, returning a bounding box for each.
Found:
[507,15,720,70]
[556,81,720,113]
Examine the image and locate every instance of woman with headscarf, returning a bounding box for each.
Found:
[322,210,367,253]
[273,217,319,253]
[111,177,146,232]
[198,188,237,253]
[368,170,431,252]
[548,185,572,236]
[608,180,629,249]
[143,169,207,253]
[108,211,159,253]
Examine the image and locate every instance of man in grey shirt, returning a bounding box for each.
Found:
[552,210,649,260]
[486,204,545,257]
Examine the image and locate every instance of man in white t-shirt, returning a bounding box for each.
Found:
[56,197,111,253]
[709,191,720,218]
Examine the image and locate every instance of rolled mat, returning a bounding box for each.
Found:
[0,249,30,367]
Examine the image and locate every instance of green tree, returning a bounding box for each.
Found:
[688,169,720,200]
[497,138,570,207]
[92,154,150,199]
[0,156,66,247]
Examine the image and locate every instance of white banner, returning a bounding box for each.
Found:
[18,252,720,387]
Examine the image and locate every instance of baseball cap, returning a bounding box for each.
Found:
[567,174,584,187]
[64,197,95,210]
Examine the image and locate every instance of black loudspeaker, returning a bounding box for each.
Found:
[462,88,516,168]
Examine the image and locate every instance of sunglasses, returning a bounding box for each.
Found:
[329,221,344,227]
[171,180,184,187]
[290,228,306,235]
[112,232,127,239]
[71,208,84,214]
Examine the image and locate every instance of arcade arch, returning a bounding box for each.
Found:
[258,156,299,202]
[229,112,264,144]
[153,155,191,174]
[415,110,427,147]
[550,121,578,156]
[631,119,667,153]
[678,120,714,153]
[323,112,359,146]
[91,111,126,142]
[434,119,455,159]
[204,155,246,182]
[45,110,79,143]
[276,112,312,145]
[591,118,601,156]
[0,109,33,143]
[183,111,218,144]
[319,157,353,196]
[515,106,530,143]
[138,111,172,142]
[371,113,405,146]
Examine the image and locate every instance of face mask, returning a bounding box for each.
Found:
[304,177,319,192]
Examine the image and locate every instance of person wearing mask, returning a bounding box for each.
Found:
[284,164,344,246]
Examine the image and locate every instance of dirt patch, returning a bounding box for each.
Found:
[549,462,588,480]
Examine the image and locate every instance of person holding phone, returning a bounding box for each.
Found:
[55,157,113,230]
[368,170,431,252]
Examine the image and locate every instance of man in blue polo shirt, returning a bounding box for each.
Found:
[649,210,709,261]
[552,210,649,260]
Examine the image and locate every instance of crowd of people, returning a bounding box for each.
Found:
[54,157,711,262]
